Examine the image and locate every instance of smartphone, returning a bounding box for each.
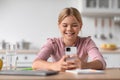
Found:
[65,47,77,61]
[65,47,77,55]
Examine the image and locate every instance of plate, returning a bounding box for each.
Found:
[101,47,117,50]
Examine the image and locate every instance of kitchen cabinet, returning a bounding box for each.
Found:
[102,53,120,68]
[79,0,120,17]
[88,49,120,68]
[16,53,37,67]
[1,49,120,68]
[0,50,38,68]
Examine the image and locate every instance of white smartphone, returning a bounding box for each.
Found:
[65,47,77,61]
[65,47,77,55]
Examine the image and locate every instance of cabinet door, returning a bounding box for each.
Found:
[103,53,120,68]
[79,0,120,16]
[16,54,36,67]
[0,53,37,68]
[86,0,109,8]
[118,0,120,8]
[99,0,109,8]
[103,54,112,68]
[86,0,97,8]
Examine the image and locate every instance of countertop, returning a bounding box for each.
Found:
[0,68,120,80]
[0,50,39,54]
[0,48,120,54]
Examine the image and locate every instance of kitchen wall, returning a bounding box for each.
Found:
[0,0,120,49]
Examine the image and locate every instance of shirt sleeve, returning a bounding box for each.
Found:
[85,37,106,69]
[35,38,54,61]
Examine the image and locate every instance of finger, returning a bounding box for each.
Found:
[61,55,70,61]
[61,62,77,70]
[69,54,77,57]
[61,61,68,66]
[74,58,80,62]
[61,65,68,70]
[69,65,76,69]
[67,64,77,70]
[61,65,76,70]
[67,61,76,65]
[74,59,82,68]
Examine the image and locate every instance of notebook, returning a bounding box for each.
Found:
[66,69,104,74]
[0,70,59,76]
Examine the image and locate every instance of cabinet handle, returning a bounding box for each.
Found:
[24,56,28,60]
[1,56,4,60]
[16,56,19,60]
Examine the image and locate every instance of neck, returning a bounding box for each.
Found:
[63,37,78,47]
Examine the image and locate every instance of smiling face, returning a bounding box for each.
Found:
[58,15,82,41]
[58,7,83,46]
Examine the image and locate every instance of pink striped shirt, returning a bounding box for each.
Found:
[36,36,106,69]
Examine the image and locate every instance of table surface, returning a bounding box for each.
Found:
[0,68,120,80]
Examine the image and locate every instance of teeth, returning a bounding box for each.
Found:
[66,32,74,34]
[65,32,74,35]
[67,33,72,34]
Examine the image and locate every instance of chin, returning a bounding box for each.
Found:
[66,37,75,40]
[64,35,77,40]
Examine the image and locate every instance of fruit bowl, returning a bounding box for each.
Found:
[100,43,117,50]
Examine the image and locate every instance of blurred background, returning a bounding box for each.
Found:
[0,0,120,49]
[0,0,120,68]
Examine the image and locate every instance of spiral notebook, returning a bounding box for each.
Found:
[0,70,59,76]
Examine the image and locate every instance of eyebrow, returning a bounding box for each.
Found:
[72,23,78,24]
[62,23,78,25]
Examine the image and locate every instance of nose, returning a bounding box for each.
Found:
[66,26,72,30]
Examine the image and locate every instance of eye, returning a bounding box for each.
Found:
[62,24,67,27]
[72,24,78,27]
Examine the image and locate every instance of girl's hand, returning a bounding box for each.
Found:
[67,54,87,69]
[73,55,87,69]
[50,55,69,71]
[50,55,78,71]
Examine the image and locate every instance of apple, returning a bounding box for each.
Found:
[101,44,107,48]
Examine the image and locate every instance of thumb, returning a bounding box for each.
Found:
[61,55,69,61]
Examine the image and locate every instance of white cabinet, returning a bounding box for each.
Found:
[0,50,38,68]
[79,0,120,16]
[16,53,36,67]
[102,53,120,68]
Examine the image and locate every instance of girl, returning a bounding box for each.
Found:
[32,7,106,71]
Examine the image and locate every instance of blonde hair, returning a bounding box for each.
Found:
[58,7,83,25]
